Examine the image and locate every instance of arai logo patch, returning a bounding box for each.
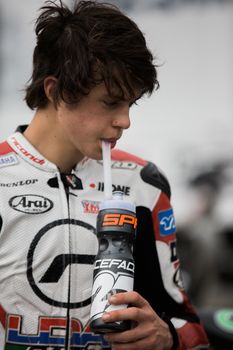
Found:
[9,194,53,214]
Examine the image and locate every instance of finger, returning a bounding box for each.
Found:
[104,330,141,344]
[109,291,149,308]
[104,323,151,343]
[102,305,153,324]
[107,333,156,350]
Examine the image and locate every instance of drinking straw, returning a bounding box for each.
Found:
[102,140,112,200]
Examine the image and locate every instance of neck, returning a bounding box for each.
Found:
[23,107,84,173]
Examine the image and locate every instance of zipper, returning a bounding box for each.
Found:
[59,173,72,350]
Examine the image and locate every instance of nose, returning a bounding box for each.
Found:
[112,108,130,130]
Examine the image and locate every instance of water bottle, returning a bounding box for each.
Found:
[89,191,137,333]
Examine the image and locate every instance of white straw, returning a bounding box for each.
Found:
[102,140,112,200]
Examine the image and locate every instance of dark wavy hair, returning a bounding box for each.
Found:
[25,0,159,109]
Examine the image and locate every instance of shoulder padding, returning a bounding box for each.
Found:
[111,149,147,167]
[140,161,171,198]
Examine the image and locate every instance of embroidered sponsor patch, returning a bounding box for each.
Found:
[10,136,45,165]
[158,208,176,236]
[0,179,38,187]
[5,313,108,348]
[89,182,131,196]
[82,200,100,214]
[97,160,137,170]
[0,153,18,167]
[9,194,53,214]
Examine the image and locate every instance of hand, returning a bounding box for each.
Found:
[102,291,173,350]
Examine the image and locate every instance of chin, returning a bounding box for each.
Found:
[87,150,103,161]
[83,144,103,161]
[94,153,103,161]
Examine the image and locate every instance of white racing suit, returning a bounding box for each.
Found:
[0,126,209,350]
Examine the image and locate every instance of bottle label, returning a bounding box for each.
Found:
[97,208,137,238]
[90,258,134,321]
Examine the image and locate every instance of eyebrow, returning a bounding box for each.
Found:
[101,95,125,103]
[101,88,143,103]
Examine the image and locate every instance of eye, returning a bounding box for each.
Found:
[102,99,122,108]
[103,100,119,107]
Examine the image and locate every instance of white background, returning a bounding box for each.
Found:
[0,1,232,191]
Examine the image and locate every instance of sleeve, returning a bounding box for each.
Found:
[133,162,209,350]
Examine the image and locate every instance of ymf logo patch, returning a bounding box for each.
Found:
[158,208,176,236]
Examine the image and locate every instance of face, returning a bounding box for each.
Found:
[56,83,139,162]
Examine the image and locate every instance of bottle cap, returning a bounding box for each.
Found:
[99,191,136,212]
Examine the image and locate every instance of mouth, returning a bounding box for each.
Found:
[101,137,120,149]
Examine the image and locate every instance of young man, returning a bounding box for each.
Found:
[0,1,209,349]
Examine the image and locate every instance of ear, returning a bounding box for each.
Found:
[44,76,57,103]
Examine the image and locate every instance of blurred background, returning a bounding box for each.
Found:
[0,0,233,348]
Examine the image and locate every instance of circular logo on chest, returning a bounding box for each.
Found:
[27,219,97,308]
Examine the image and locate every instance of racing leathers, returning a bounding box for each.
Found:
[0,127,209,350]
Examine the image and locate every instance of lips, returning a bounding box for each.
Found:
[102,137,120,149]
[109,140,117,149]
